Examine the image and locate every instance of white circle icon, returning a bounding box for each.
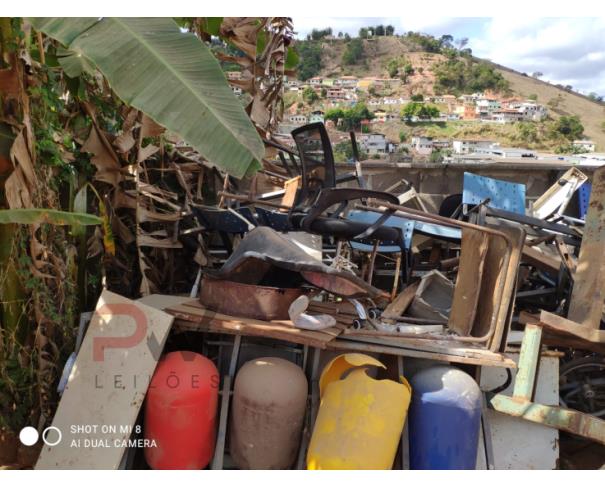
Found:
[19,426,39,446]
[42,426,62,446]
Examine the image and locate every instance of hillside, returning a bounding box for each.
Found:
[296,35,605,150]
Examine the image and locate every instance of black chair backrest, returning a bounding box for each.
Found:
[291,122,336,209]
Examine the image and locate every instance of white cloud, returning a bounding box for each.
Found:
[470,18,605,94]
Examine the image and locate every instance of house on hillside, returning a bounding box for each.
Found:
[327,87,345,101]
[231,86,242,95]
[411,136,434,155]
[339,76,358,88]
[519,102,548,121]
[452,139,496,154]
[573,140,596,152]
[286,114,308,125]
[475,97,501,116]
[359,133,393,155]
[309,76,323,85]
[373,110,388,123]
[309,110,325,124]
[492,109,525,124]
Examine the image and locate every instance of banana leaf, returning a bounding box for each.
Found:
[29,17,264,179]
[0,208,102,226]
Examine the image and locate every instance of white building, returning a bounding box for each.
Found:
[309,76,323,85]
[519,102,548,121]
[287,114,308,125]
[573,140,596,152]
[411,136,434,155]
[309,110,324,124]
[452,139,497,154]
[359,133,393,155]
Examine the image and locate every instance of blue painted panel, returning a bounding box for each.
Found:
[578,182,592,219]
[462,172,526,215]
[347,211,414,252]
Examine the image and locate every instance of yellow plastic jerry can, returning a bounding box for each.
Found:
[306,353,412,470]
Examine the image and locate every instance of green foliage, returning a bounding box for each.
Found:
[550,115,584,141]
[334,140,367,162]
[359,28,368,39]
[516,122,538,143]
[0,209,102,226]
[399,130,408,142]
[401,102,440,121]
[295,41,322,81]
[433,59,509,95]
[342,38,364,65]
[601,120,605,133]
[555,143,589,155]
[325,108,344,122]
[404,32,442,52]
[410,93,424,102]
[387,59,399,78]
[328,103,374,131]
[31,17,264,179]
[309,27,332,41]
[528,94,538,101]
[303,86,319,104]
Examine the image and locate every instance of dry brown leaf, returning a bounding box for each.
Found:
[10,130,37,190]
[5,166,31,208]
[137,144,159,163]
[140,114,165,139]
[82,126,122,186]
[113,132,136,154]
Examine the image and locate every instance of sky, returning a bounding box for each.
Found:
[292,17,605,96]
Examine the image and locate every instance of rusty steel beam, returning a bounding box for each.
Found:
[490,395,605,445]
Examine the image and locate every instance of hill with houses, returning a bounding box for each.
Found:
[271,31,605,161]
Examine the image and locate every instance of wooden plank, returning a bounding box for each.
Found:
[137,293,190,310]
[540,310,605,353]
[382,281,419,321]
[471,230,508,339]
[522,245,561,274]
[167,303,340,348]
[338,333,514,363]
[280,175,301,209]
[448,228,489,336]
[36,290,173,469]
[328,339,516,368]
[568,166,605,329]
[489,225,525,352]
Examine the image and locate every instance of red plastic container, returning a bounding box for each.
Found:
[144,351,219,469]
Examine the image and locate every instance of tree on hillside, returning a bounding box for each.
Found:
[359,27,369,39]
[440,34,454,49]
[456,37,469,49]
[303,86,319,104]
[401,102,439,121]
[343,38,364,65]
[411,93,424,102]
[297,42,322,80]
[528,94,538,101]
[387,59,399,78]
[386,25,395,36]
[344,33,351,41]
[375,25,385,36]
[325,108,345,124]
[532,72,543,78]
[550,115,584,140]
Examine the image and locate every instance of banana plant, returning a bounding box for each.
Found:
[29,17,265,179]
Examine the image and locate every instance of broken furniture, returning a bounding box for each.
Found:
[144,351,219,469]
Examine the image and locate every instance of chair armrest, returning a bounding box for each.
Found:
[300,188,399,237]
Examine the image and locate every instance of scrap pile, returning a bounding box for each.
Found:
[36,122,605,470]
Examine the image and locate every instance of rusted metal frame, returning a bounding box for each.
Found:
[355,202,515,347]
[211,334,241,470]
[489,323,605,445]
